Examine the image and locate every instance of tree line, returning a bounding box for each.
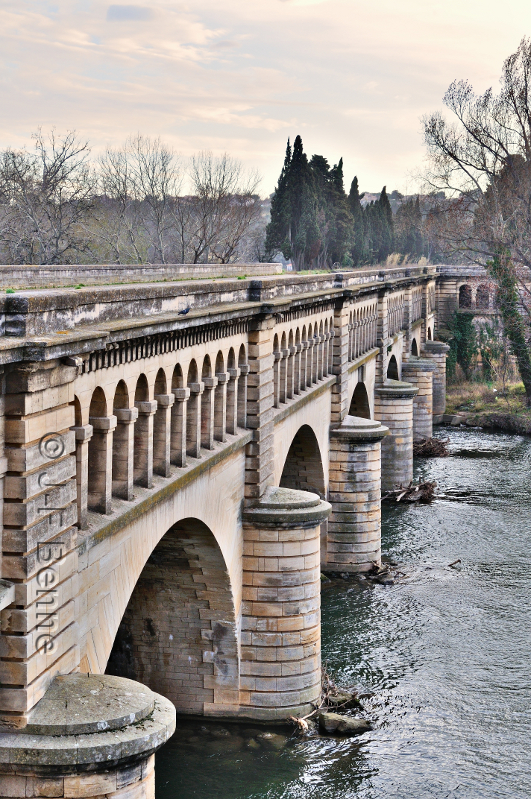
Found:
[265,135,430,269]
[0,131,264,265]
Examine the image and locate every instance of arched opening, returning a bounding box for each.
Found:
[301,325,307,389]
[88,387,110,514]
[186,360,200,458]
[237,344,247,428]
[459,284,472,308]
[106,518,239,715]
[153,368,170,477]
[170,364,186,467]
[279,425,325,497]
[387,354,399,380]
[201,355,214,449]
[476,283,489,309]
[133,374,151,487]
[214,351,226,442]
[427,326,432,340]
[112,380,132,500]
[287,330,294,399]
[349,382,371,419]
[279,332,287,403]
[226,348,237,435]
[411,338,419,356]
[295,328,301,393]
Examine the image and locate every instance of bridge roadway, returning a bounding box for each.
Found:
[0,263,481,798]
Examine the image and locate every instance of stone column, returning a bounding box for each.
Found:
[71,424,93,526]
[279,349,289,403]
[301,340,309,389]
[112,408,137,500]
[134,400,157,488]
[245,314,275,501]
[226,368,239,435]
[287,346,296,398]
[374,381,418,491]
[0,674,175,799]
[241,487,331,720]
[294,343,302,393]
[214,372,228,442]
[187,383,204,458]
[171,388,189,467]
[331,297,350,424]
[201,376,218,450]
[422,340,450,420]
[402,358,436,441]
[153,393,174,477]
[238,363,249,428]
[88,415,117,513]
[326,416,389,573]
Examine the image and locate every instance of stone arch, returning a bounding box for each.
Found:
[411,337,419,356]
[427,326,432,340]
[133,375,151,487]
[170,364,185,467]
[112,380,132,500]
[186,359,200,457]
[153,368,169,477]
[73,395,82,427]
[459,284,472,309]
[226,348,237,434]
[201,355,213,449]
[214,351,225,442]
[88,387,110,513]
[476,283,489,309]
[279,424,326,498]
[237,344,247,428]
[387,354,399,380]
[349,382,371,419]
[301,325,308,388]
[106,518,239,716]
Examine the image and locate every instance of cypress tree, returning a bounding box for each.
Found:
[265,139,292,260]
[348,176,366,265]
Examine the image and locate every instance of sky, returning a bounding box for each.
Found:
[2,0,531,196]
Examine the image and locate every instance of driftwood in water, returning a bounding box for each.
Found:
[413,437,449,457]
[382,480,437,504]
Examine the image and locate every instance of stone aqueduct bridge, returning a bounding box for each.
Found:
[0,263,478,798]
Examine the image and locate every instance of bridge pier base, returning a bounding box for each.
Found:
[422,341,450,421]
[241,487,331,720]
[0,674,175,799]
[325,416,389,573]
[375,381,418,492]
[402,358,436,442]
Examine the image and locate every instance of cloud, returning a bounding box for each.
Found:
[106,5,154,22]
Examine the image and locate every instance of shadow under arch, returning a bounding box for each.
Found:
[279,424,325,497]
[106,518,239,715]
[387,354,399,380]
[349,382,371,419]
[411,337,419,356]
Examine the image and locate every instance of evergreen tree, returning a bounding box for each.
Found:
[376,186,394,261]
[348,176,366,264]
[265,139,292,260]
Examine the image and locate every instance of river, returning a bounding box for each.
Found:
[155,428,531,798]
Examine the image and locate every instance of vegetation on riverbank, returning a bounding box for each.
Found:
[445,380,531,434]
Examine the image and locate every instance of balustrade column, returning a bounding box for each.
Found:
[154,393,174,477]
[226,368,240,435]
[71,423,93,528]
[374,381,417,491]
[422,340,450,420]
[241,487,331,719]
[214,372,228,442]
[88,415,117,513]
[187,382,204,458]
[201,377,218,450]
[402,359,436,441]
[112,407,137,501]
[171,388,190,467]
[326,416,389,572]
[134,400,157,488]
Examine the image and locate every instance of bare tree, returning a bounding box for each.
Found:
[96,135,182,263]
[422,37,531,405]
[0,129,95,264]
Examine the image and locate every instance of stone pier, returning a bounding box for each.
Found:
[422,341,450,421]
[374,380,418,491]
[402,358,436,442]
[326,416,389,573]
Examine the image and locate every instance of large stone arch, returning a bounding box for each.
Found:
[279,424,326,497]
[348,381,371,419]
[106,517,240,716]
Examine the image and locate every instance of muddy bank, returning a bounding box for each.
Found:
[440,411,531,436]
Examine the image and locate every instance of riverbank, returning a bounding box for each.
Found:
[444,380,531,435]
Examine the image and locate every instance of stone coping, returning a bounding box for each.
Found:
[375,379,418,398]
[243,486,331,528]
[329,414,389,442]
[0,581,15,613]
[402,357,437,372]
[26,675,155,736]
[0,678,175,771]
[423,340,450,354]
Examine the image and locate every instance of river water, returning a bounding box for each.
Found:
[156,428,531,798]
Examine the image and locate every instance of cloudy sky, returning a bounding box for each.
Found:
[1,0,531,195]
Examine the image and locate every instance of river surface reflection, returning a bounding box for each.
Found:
[156,428,531,798]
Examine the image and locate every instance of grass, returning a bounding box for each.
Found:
[446,379,531,418]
